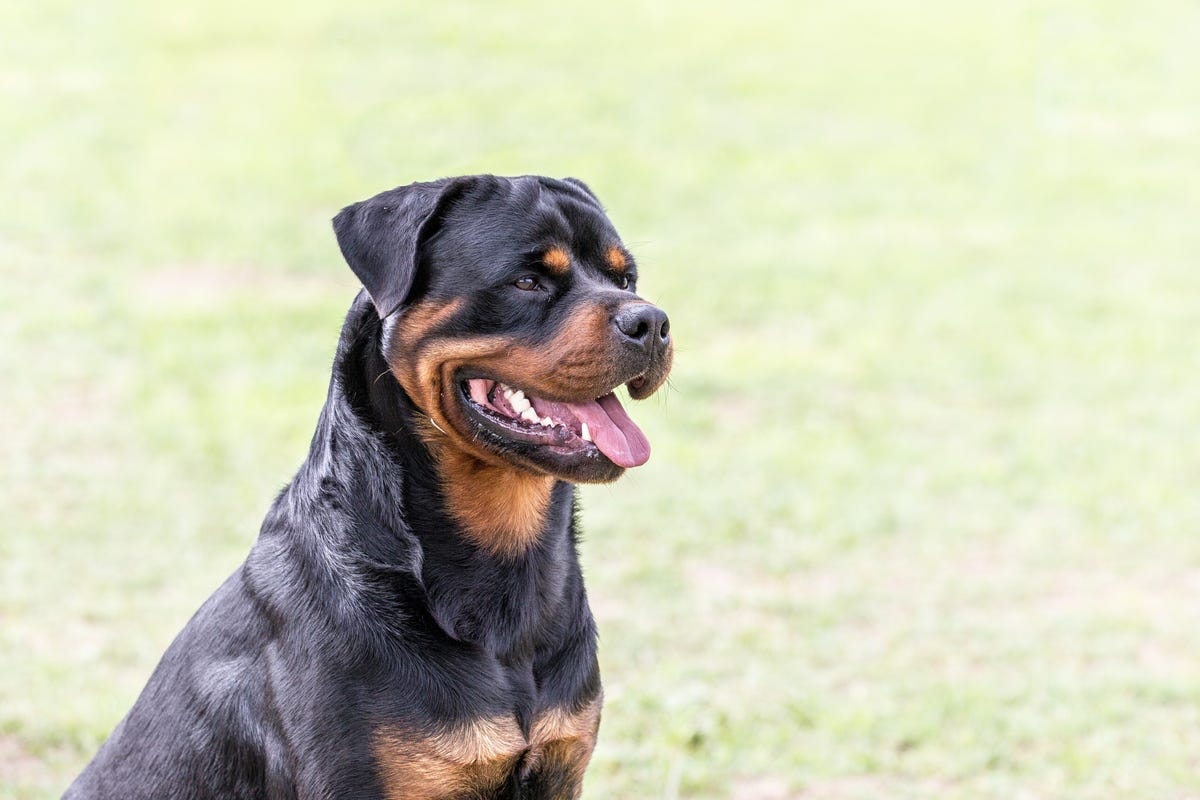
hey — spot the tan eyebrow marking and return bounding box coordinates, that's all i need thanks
[606,245,627,272]
[543,247,572,274]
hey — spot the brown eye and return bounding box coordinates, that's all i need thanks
[514,275,540,291]
[616,274,630,290]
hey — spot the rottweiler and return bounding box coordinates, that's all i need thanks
[63,175,672,800]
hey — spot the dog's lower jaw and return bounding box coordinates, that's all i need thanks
[393,372,558,557]
[434,444,556,557]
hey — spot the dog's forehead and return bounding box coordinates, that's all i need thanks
[435,180,620,275]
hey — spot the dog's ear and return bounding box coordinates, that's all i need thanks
[333,178,471,319]
[562,177,603,206]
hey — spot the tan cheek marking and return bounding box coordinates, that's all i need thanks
[394,298,466,343]
[382,305,618,555]
[374,716,527,800]
[384,332,557,557]
[543,246,572,274]
[388,304,615,442]
[387,298,467,402]
[606,245,627,272]
[500,305,615,399]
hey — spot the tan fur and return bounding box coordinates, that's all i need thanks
[386,305,621,556]
[530,697,602,743]
[437,448,554,555]
[543,246,572,274]
[605,245,627,272]
[374,698,602,800]
[374,715,525,800]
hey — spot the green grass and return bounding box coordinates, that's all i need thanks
[4,1,1200,797]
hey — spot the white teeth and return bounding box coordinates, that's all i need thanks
[510,393,531,413]
[521,407,540,424]
[502,387,513,399]
[539,416,553,427]
[581,422,592,442]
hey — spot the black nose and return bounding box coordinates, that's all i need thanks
[614,304,670,354]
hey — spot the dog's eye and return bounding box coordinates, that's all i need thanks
[615,274,630,290]
[513,275,540,291]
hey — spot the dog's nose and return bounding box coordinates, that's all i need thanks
[614,304,670,354]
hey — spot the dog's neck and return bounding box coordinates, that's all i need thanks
[423,446,557,555]
[345,299,562,553]
[305,296,581,653]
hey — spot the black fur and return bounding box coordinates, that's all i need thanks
[61,174,668,800]
[333,177,474,319]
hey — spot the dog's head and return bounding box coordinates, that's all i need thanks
[334,175,672,485]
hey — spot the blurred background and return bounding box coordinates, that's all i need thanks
[3,1,1199,798]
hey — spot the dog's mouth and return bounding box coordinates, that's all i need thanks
[460,378,650,469]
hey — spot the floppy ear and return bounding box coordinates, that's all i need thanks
[332,178,470,319]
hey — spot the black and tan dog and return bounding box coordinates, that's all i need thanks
[64,175,672,800]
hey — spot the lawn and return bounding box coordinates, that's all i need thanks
[3,1,1200,797]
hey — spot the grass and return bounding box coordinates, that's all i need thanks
[4,0,1200,797]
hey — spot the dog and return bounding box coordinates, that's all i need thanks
[63,175,673,800]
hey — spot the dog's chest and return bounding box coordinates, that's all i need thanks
[373,697,601,800]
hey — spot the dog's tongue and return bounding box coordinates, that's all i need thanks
[568,392,650,468]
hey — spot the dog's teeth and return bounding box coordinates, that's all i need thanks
[539,416,553,427]
[511,398,531,414]
[521,408,540,424]
[581,422,591,442]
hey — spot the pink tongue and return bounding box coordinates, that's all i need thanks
[566,392,651,468]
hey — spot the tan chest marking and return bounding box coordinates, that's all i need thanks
[374,698,602,800]
[435,447,555,556]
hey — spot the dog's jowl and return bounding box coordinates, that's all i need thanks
[63,175,672,800]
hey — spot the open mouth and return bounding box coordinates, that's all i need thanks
[461,378,650,469]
